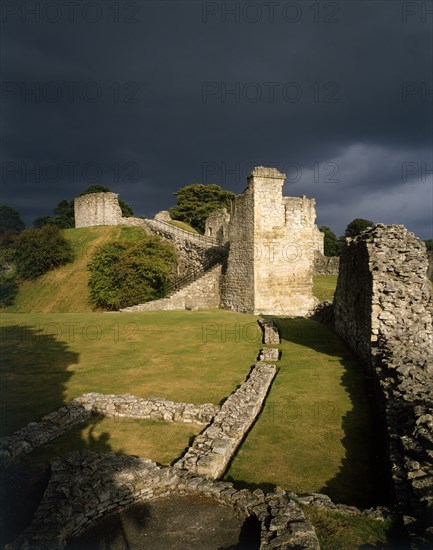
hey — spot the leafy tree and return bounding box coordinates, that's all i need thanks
[53,199,75,228]
[13,225,74,280]
[425,239,433,252]
[0,205,25,234]
[88,235,176,310]
[319,226,341,256]
[33,216,56,228]
[80,185,134,218]
[118,199,133,217]
[169,184,235,233]
[32,199,74,229]
[344,218,375,238]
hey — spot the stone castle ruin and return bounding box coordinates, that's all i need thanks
[0,166,430,548]
[75,167,324,316]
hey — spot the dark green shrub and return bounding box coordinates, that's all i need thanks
[13,225,74,280]
[88,235,176,310]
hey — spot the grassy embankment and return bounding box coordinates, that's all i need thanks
[6,226,145,313]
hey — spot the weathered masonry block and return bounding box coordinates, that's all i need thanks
[334,224,433,541]
[74,192,123,227]
[221,167,319,316]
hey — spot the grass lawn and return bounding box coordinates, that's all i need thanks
[225,318,376,508]
[313,275,338,301]
[0,310,261,437]
[0,310,377,508]
[23,417,202,467]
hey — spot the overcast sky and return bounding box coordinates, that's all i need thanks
[1,0,432,238]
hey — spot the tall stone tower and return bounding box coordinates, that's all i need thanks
[221,166,318,316]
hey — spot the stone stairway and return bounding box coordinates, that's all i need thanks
[120,246,229,312]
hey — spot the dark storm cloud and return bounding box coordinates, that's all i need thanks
[0,0,432,238]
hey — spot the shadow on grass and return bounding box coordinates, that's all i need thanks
[0,324,116,546]
[272,318,392,509]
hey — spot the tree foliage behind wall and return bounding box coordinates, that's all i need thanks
[319,226,341,257]
[169,184,235,233]
[88,235,177,310]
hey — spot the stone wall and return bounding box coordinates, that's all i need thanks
[314,253,340,276]
[120,264,222,312]
[8,451,319,549]
[174,362,277,478]
[221,167,318,316]
[0,394,219,466]
[136,218,221,280]
[428,250,433,280]
[334,224,433,541]
[220,186,255,313]
[74,192,123,228]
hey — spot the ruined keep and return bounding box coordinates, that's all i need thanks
[334,224,433,540]
[74,168,323,317]
[221,167,321,316]
[74,192,122,228]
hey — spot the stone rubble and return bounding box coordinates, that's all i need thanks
[258,348,280,361]
[296,492,390,521]
[174,363,277,479]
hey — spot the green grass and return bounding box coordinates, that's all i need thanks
[313,275,338,301]
[0,310,377,508]
[302,507,396,550]
[167,220,199,233]
[22,417,203,467]
[225,318,376,507]
[6,226,145,313]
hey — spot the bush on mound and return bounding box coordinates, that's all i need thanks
[88,235,177,310]
[13,225,74,280]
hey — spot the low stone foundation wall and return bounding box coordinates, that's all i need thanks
[0,394,219,467]
[258,348,280,361]
[79,393,219,424]
[174,363,277,478]
[0,402,92,465]
[120,264,222,312]
[258,318,281,344]
[7,451,319,550]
